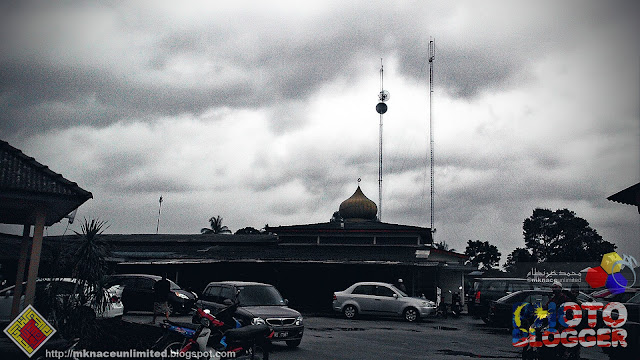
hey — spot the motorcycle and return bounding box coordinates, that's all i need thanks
[152,302,273,360]
[519,317,579,360]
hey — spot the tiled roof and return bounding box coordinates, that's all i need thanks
[0,140,92,199]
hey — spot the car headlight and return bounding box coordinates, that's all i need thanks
[295,316,303,326]
[175,292,189,299]
[251,317,266,325]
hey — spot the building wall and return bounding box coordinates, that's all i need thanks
[116,261,441,313]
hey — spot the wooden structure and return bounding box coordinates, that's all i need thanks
[0,140,92,317]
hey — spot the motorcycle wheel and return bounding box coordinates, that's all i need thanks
[159,341,185,360]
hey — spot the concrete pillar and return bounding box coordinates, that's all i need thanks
[24,209,46,306]
[10,224,32,318]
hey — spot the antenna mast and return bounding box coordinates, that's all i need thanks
[429,40,435,236]
[156,195,163,234]
[376,59,390,222]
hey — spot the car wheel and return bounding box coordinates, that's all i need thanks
[286,339,301,348]
[403,307,419,322]
[166,302,174,316]
[343,305,358,319]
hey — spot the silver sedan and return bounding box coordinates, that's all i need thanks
[332,282,436,322]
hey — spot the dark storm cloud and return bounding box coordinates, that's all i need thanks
[1,1,606,137]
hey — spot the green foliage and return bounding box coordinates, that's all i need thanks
[67,218,111,344]
[433,241,455,252]
[523,208,616,262]
[464,240,501,270]
[235,227,261,235]
[503,247,537,273]
[201,215,232,234]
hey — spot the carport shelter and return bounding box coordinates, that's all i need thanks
[0,140,92,318]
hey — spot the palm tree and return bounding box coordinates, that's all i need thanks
[201,215,232,234]
[55,218,112,343]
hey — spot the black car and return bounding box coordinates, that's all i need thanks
[195,281,304,348]
[601,291,640,359]
[470,278,536,322]
[106,274,197,314]
[486,289,595,328]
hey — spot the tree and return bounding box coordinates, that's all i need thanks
[433,241,455,252]
[56,218,112,344]
[523,208,615,262]
[330,211,343,223]
[464,240,501,270]
[201,215,232,234]
[235,227,261,235]
[503,247,537,273]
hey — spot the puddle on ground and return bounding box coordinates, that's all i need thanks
[307,327,366,332]
[437,349,513,358]
[432,326,459,331]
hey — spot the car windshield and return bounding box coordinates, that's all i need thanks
[237,285,285,306]
[168,280,180,290]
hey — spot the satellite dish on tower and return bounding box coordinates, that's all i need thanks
[378,90,390,102]
[376,89,389,114]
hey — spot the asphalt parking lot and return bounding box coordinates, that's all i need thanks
[124,312,610,359]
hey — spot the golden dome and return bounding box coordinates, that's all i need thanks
[339,186,378,221]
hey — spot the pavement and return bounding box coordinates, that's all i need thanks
[0,311,617,359]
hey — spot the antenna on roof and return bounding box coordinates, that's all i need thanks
[156,195,163,234]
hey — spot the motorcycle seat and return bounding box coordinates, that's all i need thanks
[225,324,270,342]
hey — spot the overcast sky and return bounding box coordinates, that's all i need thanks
[1,0,638,264]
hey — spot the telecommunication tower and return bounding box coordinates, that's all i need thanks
[429,40,435,235]
[376,60,390,221]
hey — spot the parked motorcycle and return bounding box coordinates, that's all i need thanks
[152,302,273,360]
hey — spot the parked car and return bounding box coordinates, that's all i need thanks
[332,282,436,322]
[601,292,640,359]
[105,274,197,314]
[195,281,304,348]
[486,289,595,328]
[0,278,124,322]
[470,278,535,322]
[593,287,640,303]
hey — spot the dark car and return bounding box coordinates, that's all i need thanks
[195,281,304,348]
[486,289,595,328]
[470,278,536,322]
[601,292,640,359]
[593,287,640,303]
[106,274,197,314]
